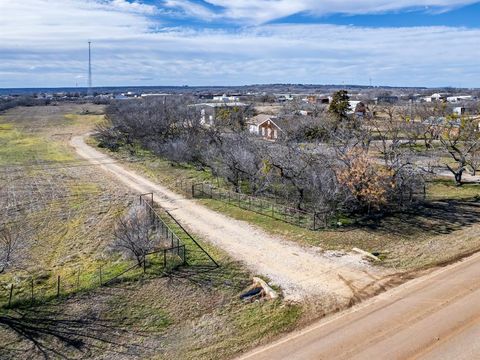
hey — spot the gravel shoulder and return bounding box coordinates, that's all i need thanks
[71,134,395,304]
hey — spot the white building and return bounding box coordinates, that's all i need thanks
[212,94,240,102]
[447,95,473,103]
[191,102,247,126]
[453,107,466,116]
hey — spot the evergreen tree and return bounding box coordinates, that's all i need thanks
[329,90,351,122]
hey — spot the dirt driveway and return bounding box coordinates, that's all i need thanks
[71,134,395,304]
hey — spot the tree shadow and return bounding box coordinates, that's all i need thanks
[163,264,247,294]
[355,198,480,237]
[0,307,151,359]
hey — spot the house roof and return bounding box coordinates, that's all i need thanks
[191,102,247,108]
[247,114,276,126]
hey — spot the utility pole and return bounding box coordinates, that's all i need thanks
[88,41,92,95]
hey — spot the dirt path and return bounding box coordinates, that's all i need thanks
[239,251,480,360]
[71,134,394,303]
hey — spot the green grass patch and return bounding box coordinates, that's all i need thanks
[427,179,480,200]
[0,122,73,165]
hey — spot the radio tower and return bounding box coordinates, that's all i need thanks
[88,41,92,95]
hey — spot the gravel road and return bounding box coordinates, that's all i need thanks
[71,134,394,303]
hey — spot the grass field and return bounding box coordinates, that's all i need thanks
[0,105,304,360]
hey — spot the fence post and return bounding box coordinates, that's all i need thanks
[143,257,147,273]
[192,184,195,198]
[57,275,61,297]
[8,284,13,308]
[313,212,316,231]
[163,249,167,268]
[31,278,34,304]
[272,203,274,218]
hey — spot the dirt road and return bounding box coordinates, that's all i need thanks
[71,134,393,303]
[239,251,480,359]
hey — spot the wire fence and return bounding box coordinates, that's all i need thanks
[0,260,143,309]
[175,179,332,230]
[1,193,217,309]
[139,193,219,268]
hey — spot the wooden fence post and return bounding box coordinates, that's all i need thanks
[31,278,34,304]
[57,275,61,297]
[8,284,13,308]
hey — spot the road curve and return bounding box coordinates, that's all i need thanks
[239,251,480,360]
[70,134,392,303]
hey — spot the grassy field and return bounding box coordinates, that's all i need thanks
[96,138,480,271]
[0,105,303,360]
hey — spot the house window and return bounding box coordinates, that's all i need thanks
[262,127,265,136]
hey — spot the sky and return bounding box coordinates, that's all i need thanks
[1,0,480,88]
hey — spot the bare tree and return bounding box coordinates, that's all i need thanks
[0,224,26,274]
[439,119,480,186]
[111,206,161,267]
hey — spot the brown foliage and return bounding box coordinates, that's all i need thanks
[336,150,395,210]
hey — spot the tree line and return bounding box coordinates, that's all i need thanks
[97,94,451,219]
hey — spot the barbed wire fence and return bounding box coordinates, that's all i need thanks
[1,193,218,309]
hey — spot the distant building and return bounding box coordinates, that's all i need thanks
[305,95,331,105]
[431,93,448,102]
[354,102,368,118]
[347,101,361,115]
[140,93,172,98]
[191,102,247,126]
[212,94,240,102]
[376,95,399,104]
[447,95,474,103]
[453,107,466,116]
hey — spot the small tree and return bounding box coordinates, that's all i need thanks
[111,206,159,267]
[329,90,351,123]
[0,224,25,274]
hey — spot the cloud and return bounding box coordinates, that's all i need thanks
[166,0,480,24]
[163,0,218,20]
[0,0,479,88]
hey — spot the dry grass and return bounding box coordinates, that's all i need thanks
[0,105,303,360]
